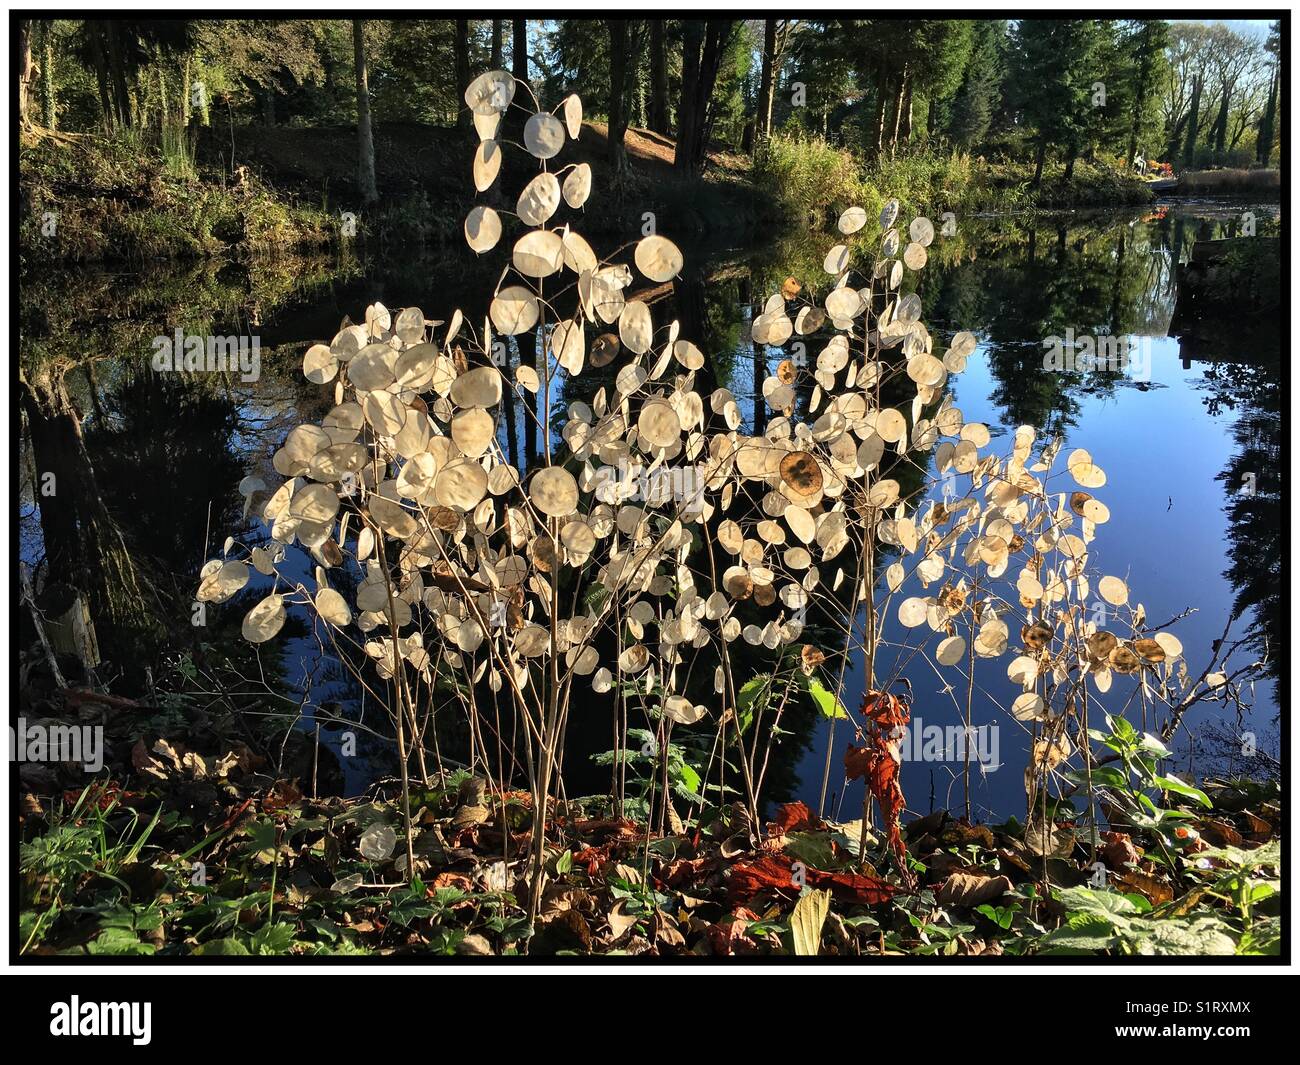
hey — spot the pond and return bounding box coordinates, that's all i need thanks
[19,200,1280,823]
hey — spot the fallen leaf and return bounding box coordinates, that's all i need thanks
[935,871,1013,907]
[790,888,831,955]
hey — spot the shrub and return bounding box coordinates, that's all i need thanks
[751,134,869,225]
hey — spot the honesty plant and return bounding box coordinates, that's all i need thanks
[197,70,1236,928]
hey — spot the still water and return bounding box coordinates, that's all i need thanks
[20,202,1280,821]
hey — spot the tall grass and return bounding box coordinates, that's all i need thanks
[1179,168,1282,195]
[751,134,869,225]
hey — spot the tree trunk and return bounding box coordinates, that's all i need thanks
[18,19,33,126]
[105,21,133,128]
[872,68,889,153]
[42,22,56,129]
[491,19,503,69]
[890,67,908,152]
[20,370,148,634]
[900,77,914,145]
[455,19,472,133]
[676,20,703,173]
[756,18,777,144]
[1031,136,1047,187]
[648,19,669,135]
[512,19,528,83]
[1063,141,1078,183]
[353,20,379,206]
[675,19,732,175]
[1256,64,1278,165]
[608,20,631,175]
[1211,85,1230,155]
[1181,73,1203,168]
[85,24,113,131]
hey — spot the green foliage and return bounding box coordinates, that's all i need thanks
[750,133,868,223]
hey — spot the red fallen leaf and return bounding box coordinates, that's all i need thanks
[706,907,761,956]
[62,782,129,812]
[659,854,714,890]
[728,853,896,906]
[263,779,302,813]
[1099,830,1140,869]
[431,871,475,892]
[768,800,821,836]
[572,844,612,876]
[844,744,872,781]
[570,817,641,842]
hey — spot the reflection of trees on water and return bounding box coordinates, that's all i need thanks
[1200,360,1282,685]
[19,260,326,674]
[27,208,1278,802]
[918,214,1181,436]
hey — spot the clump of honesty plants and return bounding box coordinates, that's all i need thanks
[198,69,1255,932]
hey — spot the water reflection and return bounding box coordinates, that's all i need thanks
[19,203,1280,818]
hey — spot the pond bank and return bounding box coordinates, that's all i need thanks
[20,124,1164,267]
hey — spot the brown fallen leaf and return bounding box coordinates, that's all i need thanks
[935,871,1013,908]
[1113,867,1174,906]
[767,800,821,837]
[607,899,640,941]
[1100,830,1140,869]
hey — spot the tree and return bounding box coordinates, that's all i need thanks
[1181,70,1203,167]
[1256,21,1280,165]
[513,19,528,85]
[607,20,631,173]
[675,19,734,174]
[19,19,33,126]
[648,19,670,134]
[753,19,800,146]
[72,20,191,130]
[353,19,378,205]
[948,20,1007,150]
[1010,20,1112,185]
[454,19,471,133]
[1200,25,1260,157]
[1123,20,1170,166]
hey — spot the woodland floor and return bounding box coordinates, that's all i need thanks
[17,677,1282,958]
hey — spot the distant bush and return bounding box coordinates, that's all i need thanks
[751,134,869,225]
[1179,168,1281,195]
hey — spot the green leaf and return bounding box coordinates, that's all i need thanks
[1152,774,1212,808]
[675,762,702,796]
[736,674,771,734]
[192,937,251,956]
[790,888,831,956]
[807,677,849,720]
[556,848,573,876]
[1039,912,1117,952]
[1054,885,1138,926]
[1137,732,1171,757]
[1126,916,1237,956]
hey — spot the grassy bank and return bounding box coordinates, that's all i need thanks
[23,124,1165,267]
[19,128,336,265]
[1176,167,1283,196]
[750,134,1157,227]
